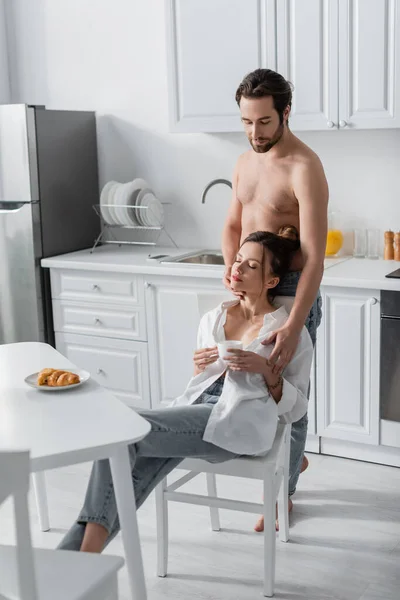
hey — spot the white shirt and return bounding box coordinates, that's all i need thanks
[171,300,313,456]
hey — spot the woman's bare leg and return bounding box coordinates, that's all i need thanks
[80,522,109,553]
[254,455,309,532]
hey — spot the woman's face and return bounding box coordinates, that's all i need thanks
[230,241,279,298]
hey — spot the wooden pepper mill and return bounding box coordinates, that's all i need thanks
[395,232,400,261]
[384,230,395,260]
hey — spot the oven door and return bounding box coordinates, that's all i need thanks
[380,316,400,421]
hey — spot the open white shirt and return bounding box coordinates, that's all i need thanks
[171,300,313,456]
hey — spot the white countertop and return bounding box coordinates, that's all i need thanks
[322,257,400,291]
[41,245,400,291]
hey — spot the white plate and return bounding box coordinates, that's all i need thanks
[100,181,118,225]
[113,182,129,226]
[135,188,154,226]
[119,178,149,226]
[142,193,164,227]
[107,182,121,225]
[24,369,91,392]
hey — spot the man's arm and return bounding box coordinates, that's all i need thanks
[221,162,242,288]
[268,157,328,371]
[287,157,328,331]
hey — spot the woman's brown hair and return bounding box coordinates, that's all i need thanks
[241,226,300,298]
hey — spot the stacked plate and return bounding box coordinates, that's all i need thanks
[99,179,164,228]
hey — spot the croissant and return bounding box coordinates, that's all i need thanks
[38,368,80,387]
[37,368,57,386]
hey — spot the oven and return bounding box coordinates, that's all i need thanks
[380,291,400,421]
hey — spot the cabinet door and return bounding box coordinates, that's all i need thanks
[145,277,231,406]
[276,0,339,131]
[166,0,276,132]
[316,287,380,444]
[338,0,400,129]
[55,332,151,409]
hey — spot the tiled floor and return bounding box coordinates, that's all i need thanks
[1,452,399,599]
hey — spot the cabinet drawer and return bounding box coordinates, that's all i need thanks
[53,300,147,341]
[55,332,151,409]
[50,269,145,305]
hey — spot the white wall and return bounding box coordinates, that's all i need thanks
[0,0,10,102]
[5,0,400,249]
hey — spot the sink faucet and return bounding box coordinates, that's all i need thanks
[201,178,232,204]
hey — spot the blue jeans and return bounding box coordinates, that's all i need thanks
[58,377,237,551]
[274,272,322,495]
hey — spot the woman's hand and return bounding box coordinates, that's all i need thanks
[226,349,283,403]
[193,346,219,375]
[224,349,268,375]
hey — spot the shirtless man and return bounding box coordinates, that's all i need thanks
[221,69,328,530]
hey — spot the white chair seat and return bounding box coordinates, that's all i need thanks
[0,545,124,600]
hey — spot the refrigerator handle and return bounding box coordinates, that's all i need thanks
[0,202,28,213]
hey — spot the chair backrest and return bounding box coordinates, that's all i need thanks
[0,450,38,600]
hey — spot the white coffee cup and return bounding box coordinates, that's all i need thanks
[217,340,243,360]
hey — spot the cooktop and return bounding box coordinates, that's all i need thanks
[385,267,400,279]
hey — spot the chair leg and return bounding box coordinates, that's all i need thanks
[155,479,168,577]
[206,473,220,531]
[32,472,50,532]
[277,429,291,543]
[263,477,276,597]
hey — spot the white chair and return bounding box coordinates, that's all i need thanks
[0,449,124,600]
[155,423,291,597]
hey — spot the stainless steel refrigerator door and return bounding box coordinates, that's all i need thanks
[0,104,39,202]
[0,202,44,343]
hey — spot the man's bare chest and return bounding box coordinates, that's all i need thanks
[237,168,297,214]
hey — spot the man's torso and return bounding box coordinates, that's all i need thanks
[236,135,319,271]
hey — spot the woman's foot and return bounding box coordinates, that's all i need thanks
[253,455,309,533]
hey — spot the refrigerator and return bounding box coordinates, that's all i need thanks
[0,104,100,346]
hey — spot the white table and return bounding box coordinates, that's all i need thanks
[0,342,151,600]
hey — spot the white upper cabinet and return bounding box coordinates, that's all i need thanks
[338,0,400,129]
[166,0,400,132]
[165,0,277,132]
[276,0,339,131]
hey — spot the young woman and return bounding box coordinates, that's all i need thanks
[59,227,313,553]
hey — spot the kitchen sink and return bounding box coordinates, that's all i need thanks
[160,250,225,266]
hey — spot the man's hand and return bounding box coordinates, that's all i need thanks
[193,347,219,374]
[224,349,267,374]
[262,324,301,374]
[223,266,232,291]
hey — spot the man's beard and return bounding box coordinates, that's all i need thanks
[249,122,284,154]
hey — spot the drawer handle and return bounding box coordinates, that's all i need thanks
[94,318,102,325]
[96,368,104,375]
[144,281,151,289]
[92,284,100,291]
[369,297,378,306]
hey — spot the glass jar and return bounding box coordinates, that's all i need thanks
[326,211,344,257]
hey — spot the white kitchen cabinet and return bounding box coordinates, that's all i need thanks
[276,0,339,131]
[316,287,380,445]
[167,0,400,132]
[145,276,231,406]
[165,0,277,132]
[338,0,400,129]
[55,332,151,409]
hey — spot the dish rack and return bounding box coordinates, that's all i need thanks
[90,203,178,252]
